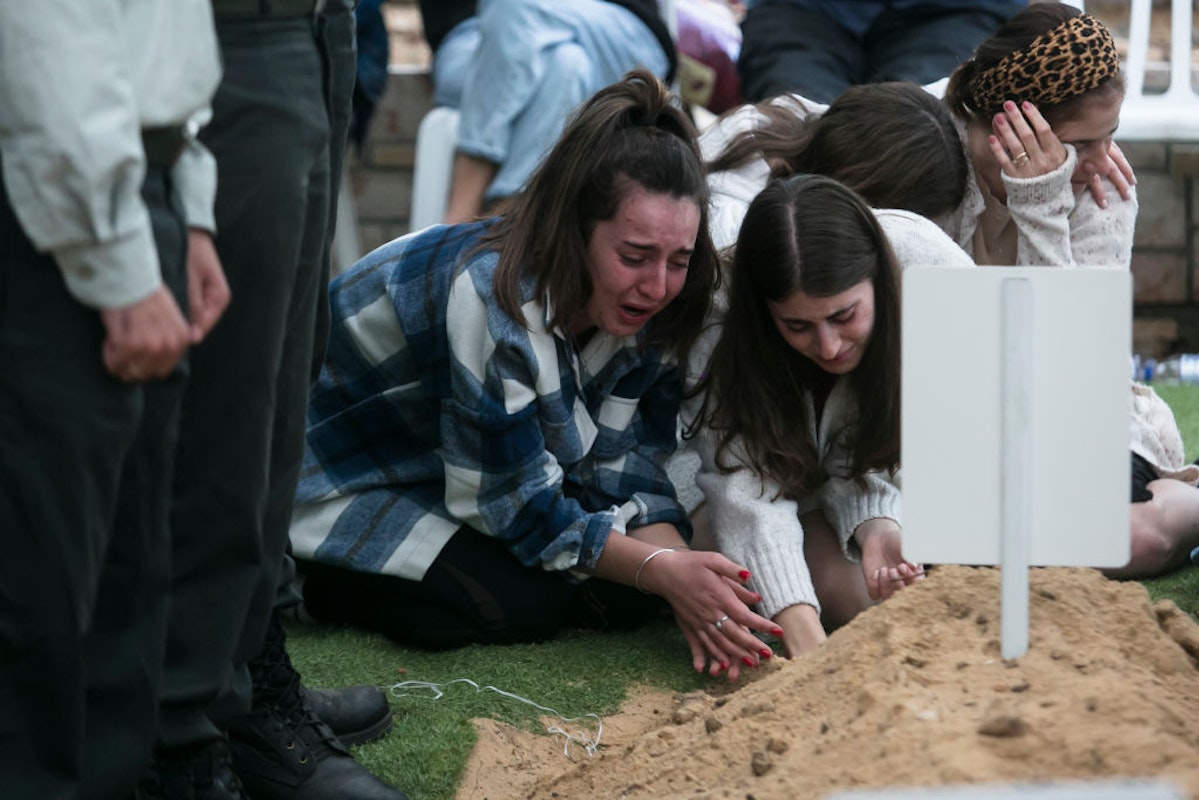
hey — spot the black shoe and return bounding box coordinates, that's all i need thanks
[301,685,393,746]
[138,739,249,800]
[228,612,408,800]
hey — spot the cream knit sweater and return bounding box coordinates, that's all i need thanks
[943,116,1137,269]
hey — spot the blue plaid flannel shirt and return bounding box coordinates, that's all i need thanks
[292,221,689,581]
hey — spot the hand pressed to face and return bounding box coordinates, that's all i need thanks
[767,280,875,375]
[987,99,1068,182]
[573,185,700,340]
[1053,92,1128,207]
[985,94,1128,206]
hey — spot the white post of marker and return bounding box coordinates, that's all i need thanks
[1000,278,1033,659]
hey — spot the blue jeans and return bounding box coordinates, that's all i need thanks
[738,2,1018,103]
[430,0,669,203]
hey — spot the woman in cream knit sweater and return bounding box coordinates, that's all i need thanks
[688,175,922,659]
[667,83,976,662]
[943,2,1199,577]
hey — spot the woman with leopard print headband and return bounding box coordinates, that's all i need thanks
[940,2,1135,269]
[941,4,1199,582]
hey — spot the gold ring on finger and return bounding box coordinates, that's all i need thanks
[1012,151,1030,167]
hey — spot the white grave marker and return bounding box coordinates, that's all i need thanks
[902,267,1131,658]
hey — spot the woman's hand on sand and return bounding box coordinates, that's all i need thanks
[989,100,1067,179]
[773,603,827,659]
[638,549,782,681]
[854,518,924,601]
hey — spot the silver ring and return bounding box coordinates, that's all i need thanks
[713,614,730,631]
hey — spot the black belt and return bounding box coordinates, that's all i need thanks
[142,126,188,169]
[212,0,326,19]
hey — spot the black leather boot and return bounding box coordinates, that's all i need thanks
[138,739,249,800]
[227,613,408,800]
[301,684,393,746]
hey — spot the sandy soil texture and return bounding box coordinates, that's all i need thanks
[455,565,1199,800]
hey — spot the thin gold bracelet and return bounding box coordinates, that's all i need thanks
[633,545,688,594]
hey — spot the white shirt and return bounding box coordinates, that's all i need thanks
[0,0,221,309]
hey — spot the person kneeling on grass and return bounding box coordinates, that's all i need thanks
[688,174,925,661]
[289,69,780,682]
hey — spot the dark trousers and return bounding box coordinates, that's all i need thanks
[0,168,187,799]
[157,3,356,751]
[737,4,1010,103]
[298,529,668,651]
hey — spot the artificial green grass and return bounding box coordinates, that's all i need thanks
[286,384,1199,800]
[288,617,702,799]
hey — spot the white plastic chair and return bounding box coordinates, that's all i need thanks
[1114,0,1199,142]
[408,105,460,232]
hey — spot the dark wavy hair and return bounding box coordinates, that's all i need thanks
[691,174,901,496]
[944,2,1125,127]
[480,69,719,365]
[707,82,967,220]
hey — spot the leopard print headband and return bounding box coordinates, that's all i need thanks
[968,13,1119,117]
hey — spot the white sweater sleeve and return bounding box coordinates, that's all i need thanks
[1003,147,1077,266]
[695,435,820,620]
[1001,146,1137,270]
[816,381,902,561]
[1063,180,1137,269]
[820,469,903,562]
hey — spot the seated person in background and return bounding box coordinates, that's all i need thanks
[940,2,1135,267]
[736,0,1025,104]
[1108,389,1199,579]
[417,0,676,224]
[290,71,781,683]
[688,175,923,660]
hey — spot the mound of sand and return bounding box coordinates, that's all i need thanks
[455,565,1199,800]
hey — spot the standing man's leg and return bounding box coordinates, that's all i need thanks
[148,3,405,798]
[0,174,141,800]
[81,166,191,800]
[0,162,186,800]
[151,7,330,797]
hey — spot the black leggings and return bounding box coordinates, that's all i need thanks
[297,528,668,650]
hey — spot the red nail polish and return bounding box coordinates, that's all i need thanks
[720,661,728,670]
[738,570,751,581]
[759,649,772,659]
[742,656,755,667]
[772,627,784,637]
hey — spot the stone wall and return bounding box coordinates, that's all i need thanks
[1125,140,1199,355]
[343,68,1199,357]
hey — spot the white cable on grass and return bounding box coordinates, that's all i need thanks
[386,678,603,759]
